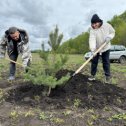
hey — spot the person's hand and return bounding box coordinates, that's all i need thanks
[0,54,4,59]
[24,66,29,73]
[23,63,29,73]
[23,59,31,73]
[105,37,111,43]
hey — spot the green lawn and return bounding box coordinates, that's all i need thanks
[0,53,126,85]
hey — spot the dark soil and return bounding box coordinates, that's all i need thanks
[0,69,126,126]
[5,70,126,109]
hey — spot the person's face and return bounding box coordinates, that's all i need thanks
[91,22,101,29]
[10,31,20,41]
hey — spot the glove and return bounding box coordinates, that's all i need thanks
[105,37,111,43]
[23,65,29,73]
[25,66,29,73]
[0,54,4,59]
[23,60,31,73]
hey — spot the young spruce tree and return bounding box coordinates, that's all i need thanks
[25,25,70,96]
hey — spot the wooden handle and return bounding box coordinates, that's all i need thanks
[5,57,31,70]
[5,58,24,67]
[73,42,107,76]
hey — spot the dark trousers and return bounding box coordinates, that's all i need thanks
[91,50,110,77]
[9,53,18,76]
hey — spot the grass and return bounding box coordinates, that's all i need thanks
[0,53,125,86]
[111,65,126,73]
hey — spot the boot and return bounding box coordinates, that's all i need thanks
[88,75,95,81]
[105,76,111,84]
[8,76,15,81]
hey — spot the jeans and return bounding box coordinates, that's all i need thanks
[9,52,18,76]
[91,50,110,77]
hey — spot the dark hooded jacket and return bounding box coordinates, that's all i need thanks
[3,29,29,55]
[0,28,32,67]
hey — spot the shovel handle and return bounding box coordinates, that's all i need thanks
[74,42,107,75]
[5,57,24,67]
[5,57,31,70]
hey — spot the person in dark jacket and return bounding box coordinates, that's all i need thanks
[0,27,32,81]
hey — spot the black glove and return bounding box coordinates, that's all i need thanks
[23,60,31,73]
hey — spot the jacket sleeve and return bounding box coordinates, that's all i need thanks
[21,41,32,67]
[0,35,7,55]
[107,23,115,39]
[89,29,96,52]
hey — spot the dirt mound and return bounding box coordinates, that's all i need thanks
[5,69,126,110]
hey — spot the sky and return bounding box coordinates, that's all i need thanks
[0,0,126,50]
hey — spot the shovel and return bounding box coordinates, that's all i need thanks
[66,42,108,83]
[5,57,31,71]
[5,57,24,67]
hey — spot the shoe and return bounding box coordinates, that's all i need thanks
[104,76,111,84]
[8,76,15,81]
[88,75,95,81]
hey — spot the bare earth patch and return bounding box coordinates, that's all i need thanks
[0,69,126,126]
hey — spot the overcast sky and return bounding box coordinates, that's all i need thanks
[0,0,126,50]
